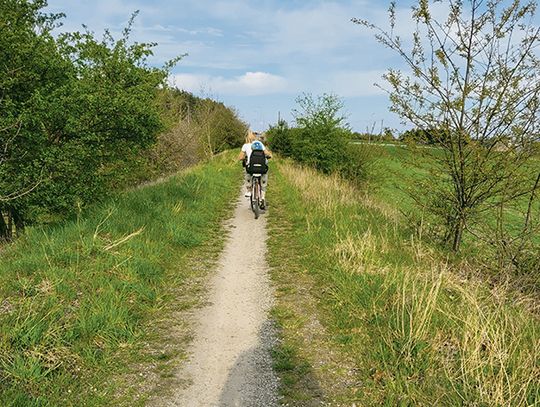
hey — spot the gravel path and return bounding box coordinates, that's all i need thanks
[166,191,279,407]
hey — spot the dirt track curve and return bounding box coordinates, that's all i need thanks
[165,191,279,406]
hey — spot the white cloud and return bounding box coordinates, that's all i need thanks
[325,70,388,97]
[44,0,408,130]
[145,0,384,71]
[169,71,290,96]
[194,27,223,37]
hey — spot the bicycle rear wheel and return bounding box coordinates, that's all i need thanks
[251,177,260,219]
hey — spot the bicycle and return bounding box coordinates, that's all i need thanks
[250,173,264,219]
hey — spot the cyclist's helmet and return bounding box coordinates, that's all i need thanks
[251,140,264,151]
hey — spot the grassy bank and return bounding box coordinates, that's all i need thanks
[371,145,540,240]
[268,159,539,406]
[0,152,241,406]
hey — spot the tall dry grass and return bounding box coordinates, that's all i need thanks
[444,279,540,406]
[278,162,356,216]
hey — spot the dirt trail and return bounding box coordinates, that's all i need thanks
[164,191,278,407]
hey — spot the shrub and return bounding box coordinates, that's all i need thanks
[292,126,350,174]
[340,143,376,185]
[267,120,292,156]
[267,93,373,184]
[0,5,178,237]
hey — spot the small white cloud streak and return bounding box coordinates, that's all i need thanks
[326,70,388,97]
[169,71,290,96]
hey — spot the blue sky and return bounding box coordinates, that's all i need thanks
[45,0,410,132]
[44,0,539,133]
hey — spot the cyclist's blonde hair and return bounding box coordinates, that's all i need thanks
[245,130,256,144]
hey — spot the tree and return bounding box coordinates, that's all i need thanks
[382,127,395,141]
[293,93,348,131]
[0,2,179,240]
[354,0,540,251]
[292,93,351,174]
[143,89,247,177]
[194,98,247,158]
[0,0,70,238]
[399,127,451,144]
[266,119,291,155]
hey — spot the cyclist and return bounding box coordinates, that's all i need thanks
[238,130,272,206]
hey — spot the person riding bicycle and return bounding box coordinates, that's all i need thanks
[238,130,272,207]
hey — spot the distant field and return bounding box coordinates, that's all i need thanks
[365,145,540,247]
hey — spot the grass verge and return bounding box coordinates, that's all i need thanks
[0,152,241,406]
[268,158,540,406]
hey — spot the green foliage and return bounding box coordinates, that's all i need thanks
[351,130,395,143]
[0,0,71,236]
[339,143,375,182]
[267,93,372,183]
[0,153,241,405]
[292,93,354,175]
[294,125,349,174]
[266,119,291,156]
[0,2,178,239]
[139,89,248,179]
[194,98,247,157]
[399,128,451,144]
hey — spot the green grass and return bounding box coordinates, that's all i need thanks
[267,158,540,406]
[0,152,241,406]
[372,145,540,232]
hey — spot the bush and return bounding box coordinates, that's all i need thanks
[0,5,178,237]
[340,143,375,184]
[291,93,350,174]
[292,126,350,174]
[143,89,247,178]
[266,120,292,156]
[267,93,373,184]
